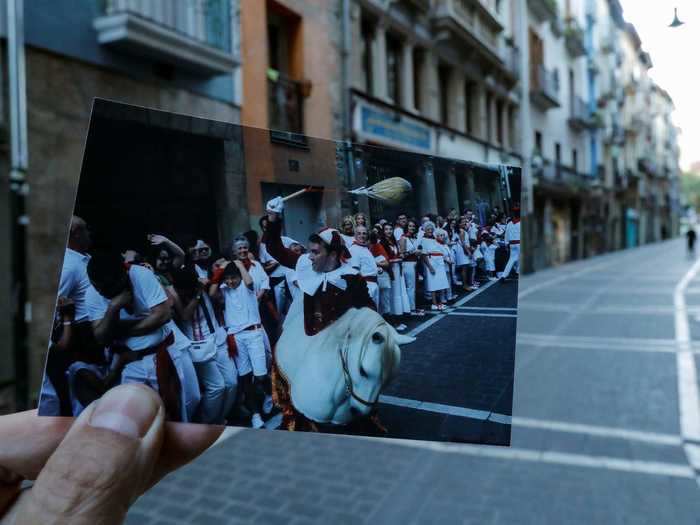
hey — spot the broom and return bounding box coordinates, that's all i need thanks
[349,177,412,204]
[280,177,412,205]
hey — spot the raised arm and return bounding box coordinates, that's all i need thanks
[262,211,302,269]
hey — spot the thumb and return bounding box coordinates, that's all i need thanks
[15,384,165,525]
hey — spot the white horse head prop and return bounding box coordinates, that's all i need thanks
[275,302,414,426]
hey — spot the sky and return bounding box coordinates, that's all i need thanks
[619,1,698,171]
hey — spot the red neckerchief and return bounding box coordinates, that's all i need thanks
[352,240,367,247]
[437,238,446,245]
[239,258,253,271]
[512,219,521,224]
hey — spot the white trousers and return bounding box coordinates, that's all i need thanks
[233,328,267,377]
[194,343,238,424]
[503,244,521,278]
[121,345,201,423]
[403,262,417,311]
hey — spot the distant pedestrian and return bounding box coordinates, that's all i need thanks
[687,226,697,258]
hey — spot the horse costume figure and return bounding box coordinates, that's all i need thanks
[272,298,414,432]
[262,195,415,433]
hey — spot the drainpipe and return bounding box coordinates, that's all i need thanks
[341,0,358,213]
[7,0,29,409]
[586,0,597,180]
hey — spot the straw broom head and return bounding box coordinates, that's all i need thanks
[349,177,412,204]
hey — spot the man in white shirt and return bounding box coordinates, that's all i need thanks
[216,260,269,429]
[85,252,193,422]
[44,216,103,416]
[393,213,408,242]
[349,225,380,307]
[501,208,521,281]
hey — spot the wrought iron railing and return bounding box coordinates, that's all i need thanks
[268,72,304,135]
[98,0,233,53]
[532,64,560,102]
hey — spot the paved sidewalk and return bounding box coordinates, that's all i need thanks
[129,239,700,524]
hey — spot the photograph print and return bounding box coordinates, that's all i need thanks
[39,99,521,445]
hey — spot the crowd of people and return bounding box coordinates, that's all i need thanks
[40,199,520,430]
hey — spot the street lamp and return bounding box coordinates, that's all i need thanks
[669,7,685,28]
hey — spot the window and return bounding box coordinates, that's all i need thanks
[413,48,423,112]
[438,64,451,126]
[508,106,516,147]
[486,93,493,141]
[496,100,504,145]
[573,149,578,172]
[465,82,474,134]
[360,18,374,94]
[555,143,561,165]
[386,33,402,104]
[535,131,543,154]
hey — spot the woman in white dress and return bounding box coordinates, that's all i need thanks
[399,219,423,316]
[436,228,455,301]
[418,222,450,311]
[381,223,411,328]
[339,215,355,249]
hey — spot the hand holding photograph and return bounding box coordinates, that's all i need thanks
[39,99,521,446]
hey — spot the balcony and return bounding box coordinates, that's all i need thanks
[528,0,558,23]
[564,17,586,58]
[624,114,645,136]
[93,0,238,75]
[530,65,560,110]
[535,160,589,194]
[604,124,626,146]
[433,0,505,67]
[268,71,306,137]
[638,156,659,177]
[567,96,589,131]
[500,42,520,82]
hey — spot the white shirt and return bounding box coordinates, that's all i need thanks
[467,222,478,241]
[349,242,378,277]
[505,221,521,243]
[294,253,358,295]
[58,248,92,322]
[181,291,226,346]
[393,226,404,242]
[221,282,261,334]
[246,260,270,296]
[258,242,286,278]
[340,233,354,249]
[85,265,171,351]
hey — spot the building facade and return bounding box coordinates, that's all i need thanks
[238,0,345,238]
[519,0,681,271]
[347,0,523,221]
[1,0,243,410]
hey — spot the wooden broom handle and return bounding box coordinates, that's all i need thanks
[282,186,313,202]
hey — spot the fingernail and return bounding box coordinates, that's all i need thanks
[89,385,159,439]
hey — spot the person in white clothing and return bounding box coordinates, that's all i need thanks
[481,233,498,280]
[44,216,105,416]
[501,208,521,281]
[435,228,455,301]
[340,215,356,248]
[393,213,408,242]
[399,219,423,315]
[348,225,380,307]
[172,266,237,424]
[84,253,196,422]
[418,222,451,311]
[381,222,410,330]
[214,260,269,429]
